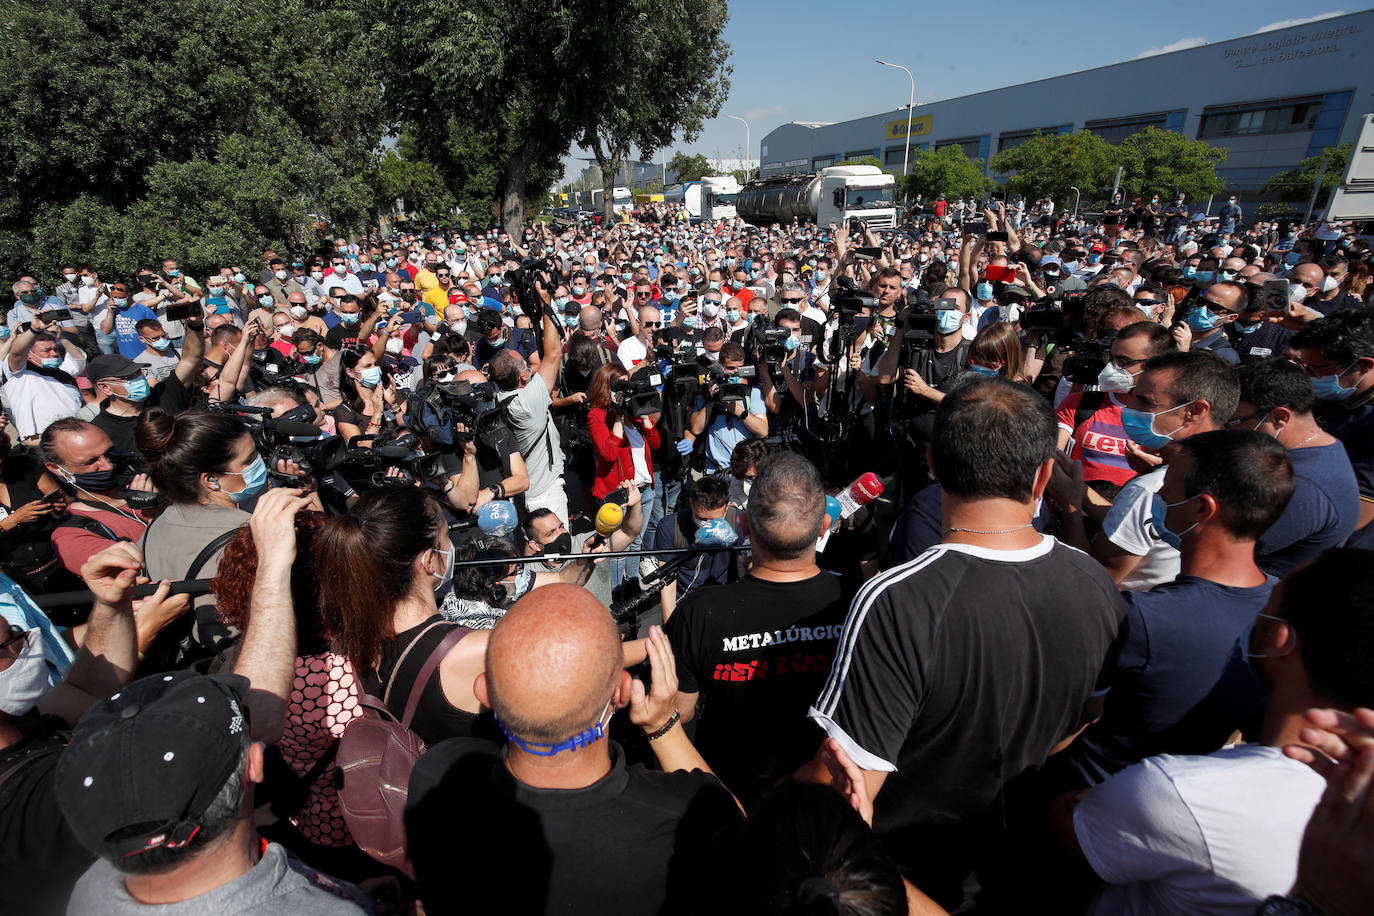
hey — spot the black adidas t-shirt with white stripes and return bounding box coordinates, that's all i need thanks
[809,535,1125,832]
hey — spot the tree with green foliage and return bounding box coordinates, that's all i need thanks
[577,0,731,221]
[372,147,457,225]
[1263,142,1351,208]
[669,153,715,184]
[989,131,1119,205]
[0,0,385,282]
[1115,126,1227,205]
[904,146,994,201]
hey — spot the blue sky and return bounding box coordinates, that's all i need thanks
[561,3,1360,181]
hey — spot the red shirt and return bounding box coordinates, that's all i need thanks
[1056,391,1137,487]
[587,406,660,499]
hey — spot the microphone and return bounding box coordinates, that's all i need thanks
[268,420,325,439]
[586,501,625,550]
[448,499,518,537]
[834,472,883,519]
[695,518,738,547]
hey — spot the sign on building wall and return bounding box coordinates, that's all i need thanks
[886,115,933,141]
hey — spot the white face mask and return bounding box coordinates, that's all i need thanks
[288,305,308,320]
[81,275,96,287]
[1097,362,1137,393]
[1321,275,1340,293]
[385,337,404,356]
[0,630,51,715]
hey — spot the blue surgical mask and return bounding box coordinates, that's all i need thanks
[968,363,1000,378]
[1311,362,1361,401]
[1120,401,1191,449]
[150,338,172,352]
[303,353,323,366]
[976,282,994,301]
[1285,252,1301,267]
[121,376,150,401]
[562,313,579,328]
[40,356,63,369]
[1236,321,1261,336]
[727,309,741,323]
[1185,306,1220,332]
[359,366,382,388]
[1181,265,1196,279]
[783,334,800,352]
[683,315,698,329]
[340,312,360,326]
[224,454,269,504]
[707,280,720,291]
[1194,270,1214,284]
[936,309,963,334]
[1150,493,1199,550]
[1088,254,1102,265]
[112,297,128,309]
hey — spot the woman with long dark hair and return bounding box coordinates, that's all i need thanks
[314,486,488,745]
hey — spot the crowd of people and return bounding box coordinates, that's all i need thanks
[0,194,1373,915]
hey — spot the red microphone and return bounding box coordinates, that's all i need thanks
[834,472,883,519]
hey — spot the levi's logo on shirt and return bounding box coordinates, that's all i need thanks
[1081,430,1129,457]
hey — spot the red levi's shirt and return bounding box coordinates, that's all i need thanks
[1057,391,1138,487]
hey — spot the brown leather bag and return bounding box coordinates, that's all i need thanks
[335,621,466,878]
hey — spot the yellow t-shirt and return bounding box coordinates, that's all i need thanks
[415,267,439,295]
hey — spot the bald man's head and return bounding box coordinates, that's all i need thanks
[578,305,602,334]
[485,584,622,746]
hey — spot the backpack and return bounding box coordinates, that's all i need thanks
[335,621,468,878]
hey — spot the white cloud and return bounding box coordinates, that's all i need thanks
[1250,10,1347,33]
[1135,36,1207,58]
[740,104,785,121]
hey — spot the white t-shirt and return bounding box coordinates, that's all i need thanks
[1100,466,1179,591]
[624,425,652,485]
[1075,744,1323,916]
[616,336,649,369]
[1,352,87,439]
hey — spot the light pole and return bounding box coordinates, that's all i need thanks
[727,114,750,179]
[876,59,915,179]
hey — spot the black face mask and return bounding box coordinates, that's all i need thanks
[400,290,418,303]
[64,466,118,492]
[542,532,572,557]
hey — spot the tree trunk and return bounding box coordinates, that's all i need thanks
[501,131,544,238]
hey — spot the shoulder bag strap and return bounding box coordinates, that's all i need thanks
[380,619,447,708]
[185,526,245,580]
[400,626,470,730]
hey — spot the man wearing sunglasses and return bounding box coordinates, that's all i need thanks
[616,304,660,371]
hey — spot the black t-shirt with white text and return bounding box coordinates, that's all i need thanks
[666,572,850,803]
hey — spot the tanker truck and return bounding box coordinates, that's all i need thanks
[736,164,897,229]
[664,175,740,220]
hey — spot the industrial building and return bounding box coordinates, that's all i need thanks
[758,9,1374,198]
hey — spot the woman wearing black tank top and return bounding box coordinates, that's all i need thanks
[316,487,489,746]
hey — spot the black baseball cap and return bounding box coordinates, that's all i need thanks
[55,672,251,860]
[86,353,148,382]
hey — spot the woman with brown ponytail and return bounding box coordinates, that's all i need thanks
[314,486,490,745]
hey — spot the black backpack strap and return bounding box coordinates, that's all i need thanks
[186,526,246,580]
[55,513,121,541]
[1073,390,1107,439]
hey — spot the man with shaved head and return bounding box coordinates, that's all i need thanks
[665,451,850,804]
[406,586,738,914]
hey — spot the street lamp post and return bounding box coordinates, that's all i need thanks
[727,114,750,180]
[876,59,915,180]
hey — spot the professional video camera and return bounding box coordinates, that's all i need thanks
[1061,337,1114,385]
[407,379,500,451]
[504,257,553,319]
[830,282,877,324]
[898,288,946,350]
[335,429,443,491]
[471,307,503,337]
[1019,291,1087,335]
[210,402,344,484]
[611,372,664,418]
[703,361,757,405]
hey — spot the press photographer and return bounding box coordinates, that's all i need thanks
[688,342,768,475]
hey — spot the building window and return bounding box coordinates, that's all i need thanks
[996,126,1066,154]
[936,137,982,160]
[1199,97,1323,139]
[812,156,835,170]
[883,147,907,167]
[1083,112,1175,144]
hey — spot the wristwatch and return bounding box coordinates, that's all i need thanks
[487,484,501,500]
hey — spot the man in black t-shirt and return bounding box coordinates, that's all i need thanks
[406,585,739,915]
[802,377,1126,909]
[667,452,848,804]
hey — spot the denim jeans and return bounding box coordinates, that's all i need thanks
[610,479,660,592]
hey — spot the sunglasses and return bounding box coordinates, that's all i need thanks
[781,298,803,305]
[641,321,662,328]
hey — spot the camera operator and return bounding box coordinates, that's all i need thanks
[446,379,532,509]
[759,308,828,452]
[489,282,567,524]
[689,341,768,475]
[873,287,972,469]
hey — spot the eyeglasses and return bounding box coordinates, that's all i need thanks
[1225,410,1268,429]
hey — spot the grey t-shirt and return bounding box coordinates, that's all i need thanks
[66,841,370,914]
[500,374,564,499]
[138,347,180,382]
